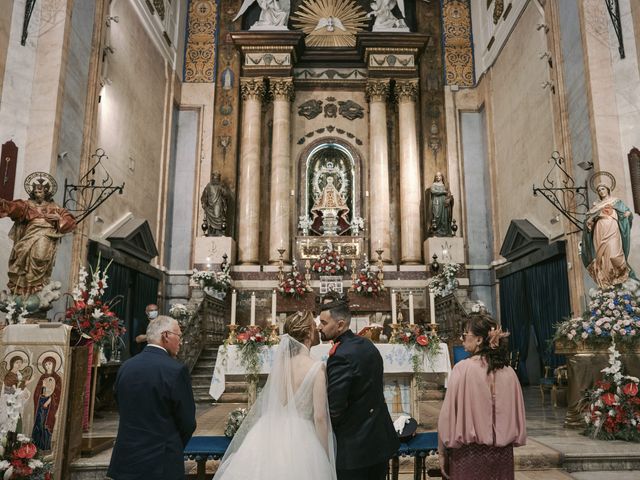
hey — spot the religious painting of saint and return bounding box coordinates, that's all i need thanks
[0,350,33,435]
[31,351,63,452]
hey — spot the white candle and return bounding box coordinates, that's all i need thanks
[230,289,237,325]
[409,291,414,324]
[391,290,397,324]
[250,292,256,326]
[271,289,277,324]
[430,291,436,325]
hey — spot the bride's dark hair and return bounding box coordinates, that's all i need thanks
[284,311,315,344]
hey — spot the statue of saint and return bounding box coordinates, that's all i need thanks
[201,171,228,237]
[311,176,350,235]
[233,0,289,29]
[367,0,408,31]
[581,179,636,288]
[425,172,454,237]
[0,173,76,296]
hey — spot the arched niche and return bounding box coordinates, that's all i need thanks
[297,137,364,236]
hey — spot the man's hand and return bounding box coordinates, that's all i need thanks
[135,334,147,344]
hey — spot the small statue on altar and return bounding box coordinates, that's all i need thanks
[0,172,76,297]
[425,172,454,237]
[581,173,636,288]
[201,171,229,237]
[311,176,350,236]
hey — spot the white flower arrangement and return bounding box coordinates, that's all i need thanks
[554,285,640,348]
[428,262,460,298]
[169,303,193,320]
[192,259,231,292]
[4,301,27,325]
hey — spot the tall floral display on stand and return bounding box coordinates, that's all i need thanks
[63,257,126,431]
[583,342,640,442]
[351,254,384,297]
[278,260,312,298]
[311,242,347,276]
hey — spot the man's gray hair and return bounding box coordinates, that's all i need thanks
[146,315,177,343]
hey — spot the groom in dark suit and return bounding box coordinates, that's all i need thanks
[319,292,399,480]
[108,316,196,480]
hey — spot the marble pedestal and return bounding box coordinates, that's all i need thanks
[194,236,236,265]
[423,236,465,265]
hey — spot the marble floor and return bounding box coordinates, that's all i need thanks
[78,386,640,479]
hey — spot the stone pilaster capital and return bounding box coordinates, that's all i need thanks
[240,77,266,102]
[365,79,391,103]
[269,77,295,102]
[395,79,419,103]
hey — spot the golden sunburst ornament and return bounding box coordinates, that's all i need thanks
[291,0,369,48]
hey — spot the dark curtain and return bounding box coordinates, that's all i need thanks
[500,255,570,384]
[525,258,570,369]
[499,271,531,383]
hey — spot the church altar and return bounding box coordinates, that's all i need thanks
[209,343,451,422]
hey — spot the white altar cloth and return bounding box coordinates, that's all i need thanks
[209,342,451,400]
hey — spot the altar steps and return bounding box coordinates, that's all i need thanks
[190,346,250,403]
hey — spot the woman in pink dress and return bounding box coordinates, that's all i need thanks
[438,314,526,479]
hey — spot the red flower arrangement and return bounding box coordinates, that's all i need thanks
[64,258,126,345]
[0,432,53,479]
[351,255,385,297]
[278,260,312,298]
[311,244,347,275]
[583,343,640,442]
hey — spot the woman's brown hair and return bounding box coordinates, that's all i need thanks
[461,313,510,373]
[284,311,315,344]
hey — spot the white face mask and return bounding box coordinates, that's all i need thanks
[147,310,158,320]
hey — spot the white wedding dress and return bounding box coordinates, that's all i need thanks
[213,335,337,480]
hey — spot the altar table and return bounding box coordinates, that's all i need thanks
[209,343,451,421]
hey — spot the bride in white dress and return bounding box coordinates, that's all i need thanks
[214,311,337,480]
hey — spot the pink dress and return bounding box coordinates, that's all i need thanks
[438,356,526,479]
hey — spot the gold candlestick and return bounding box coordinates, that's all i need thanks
[304,259,311,285]
[351,259,358,283]
[389,323,401,343]
[226,324,238,344]
[277,248,286,284]
[268,323,280,344]
[375,248,384,286]
[427,323,439,336]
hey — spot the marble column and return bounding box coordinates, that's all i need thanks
[268,77,294,263]
[366,79,392,262]
[396,79,422,264]
[237,78,265,264]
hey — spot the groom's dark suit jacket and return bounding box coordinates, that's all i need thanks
[327,330,399,470]
[107,345,196,480]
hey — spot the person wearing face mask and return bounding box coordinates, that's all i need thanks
[134,304,159,349]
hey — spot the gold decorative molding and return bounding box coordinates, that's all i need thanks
[395,79,419,102]
[441,0,474,87]
[365,79,390,102]
[269,78,295,102]
[184,0,217,83]
[291,0,368,48]
[493,0,504,24]
[240,77,266,101]
[369,53,415,69]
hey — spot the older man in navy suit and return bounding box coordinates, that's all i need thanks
[319,292,399,480]
[108,315,196,480]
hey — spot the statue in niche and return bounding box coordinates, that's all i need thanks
[311,176,350,236]
[0,172,76,297]
[581,172,636,288]
[367,0,409,31]
[425,172,454,237]
[233,0,290,30]
[201,171,229,237]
